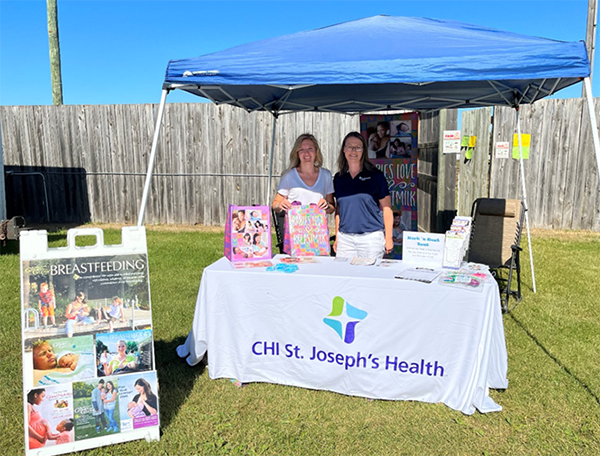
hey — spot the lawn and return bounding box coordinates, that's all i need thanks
[1,226,599,455]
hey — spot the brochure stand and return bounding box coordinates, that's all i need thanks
[20,227,160,456]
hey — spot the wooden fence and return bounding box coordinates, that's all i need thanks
[459,98,600,231]
[418,110,458,232]
[1,104,358,225]
[1,104,452,229]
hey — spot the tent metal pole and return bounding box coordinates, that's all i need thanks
[137,89,169,226]
[516,109,537,293]
[583,77,600,185]
[266,116,278,205]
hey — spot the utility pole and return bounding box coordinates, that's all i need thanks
[47,0,63,105]
[583,0,597,97]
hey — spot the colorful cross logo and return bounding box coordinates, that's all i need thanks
[323,296,368,344]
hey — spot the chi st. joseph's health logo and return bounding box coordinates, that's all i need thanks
[323,296,368,344]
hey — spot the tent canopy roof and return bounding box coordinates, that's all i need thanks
[164,15,590,114]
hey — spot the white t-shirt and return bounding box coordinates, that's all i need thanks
[277,168,334,205]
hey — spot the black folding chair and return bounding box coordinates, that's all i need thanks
[271,208,286,254]
[468,198,525,312]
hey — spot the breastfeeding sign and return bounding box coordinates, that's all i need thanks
[401,232,445,268]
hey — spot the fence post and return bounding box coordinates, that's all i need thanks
[436,109,458,232]
[0,115,6,221]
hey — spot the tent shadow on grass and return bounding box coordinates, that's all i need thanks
[153,336,206,428]
[508,312,600,407]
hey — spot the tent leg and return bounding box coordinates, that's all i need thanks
[583,77,600,185]
[516,109,537,293]
[137,89,169,226]
[266,116,278,205]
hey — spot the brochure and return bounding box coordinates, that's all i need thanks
[395,267,441,284]
[231,260,274,269]
[350,257,377,266]
[280,257,320,264]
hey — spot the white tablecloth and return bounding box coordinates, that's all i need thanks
[177,256,508,414]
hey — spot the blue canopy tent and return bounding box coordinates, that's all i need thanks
[137,15,599,291]
[163,15,590,113]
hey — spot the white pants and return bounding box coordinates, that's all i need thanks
[336,230,385,259]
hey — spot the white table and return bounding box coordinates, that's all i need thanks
[177,256,508,414]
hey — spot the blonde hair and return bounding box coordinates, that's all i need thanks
[286,134,324,171]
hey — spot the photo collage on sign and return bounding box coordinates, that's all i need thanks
[230,207,271,261]
[22,254,159,451]
[360,113,419,258]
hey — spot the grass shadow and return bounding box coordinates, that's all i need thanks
[0,240,19,256]
[508,312,600,406]
[153,336,207,428]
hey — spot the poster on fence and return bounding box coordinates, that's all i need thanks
[20,227,160,456]
[360,112,419,258]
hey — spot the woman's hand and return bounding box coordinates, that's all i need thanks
[385,237,394,254]
[316,198,329,211]
[277,199,292,212]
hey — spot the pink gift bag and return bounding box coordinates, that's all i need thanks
[225,205,272,262]
[283,205,330,256]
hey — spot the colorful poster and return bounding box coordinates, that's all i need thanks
[361,113,419,259]
[465,135,477,160]
[512,133,531,159]
[117,371,160,432]
[96,329,154,377]
[72,377,121,440]
[21,253,153,346]
[25,335,96,389]
[26,384,74,451]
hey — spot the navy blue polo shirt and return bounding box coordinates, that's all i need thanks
[334,167,390,234]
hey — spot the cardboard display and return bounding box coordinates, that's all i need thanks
[20,227,160,456]
[224,205,272,262]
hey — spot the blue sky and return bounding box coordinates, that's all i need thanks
[0,0,597,106]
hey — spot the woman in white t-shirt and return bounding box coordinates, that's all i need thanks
[272,134,335,214]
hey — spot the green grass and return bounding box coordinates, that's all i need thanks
[1,227,599,455]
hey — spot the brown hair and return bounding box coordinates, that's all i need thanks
[336,132,375,175]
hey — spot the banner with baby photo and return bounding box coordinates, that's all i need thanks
[360,112,419,259]
[20,227,160,456]
[224,205,272,262]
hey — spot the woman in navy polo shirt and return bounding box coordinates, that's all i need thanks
[333,132,394,259]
